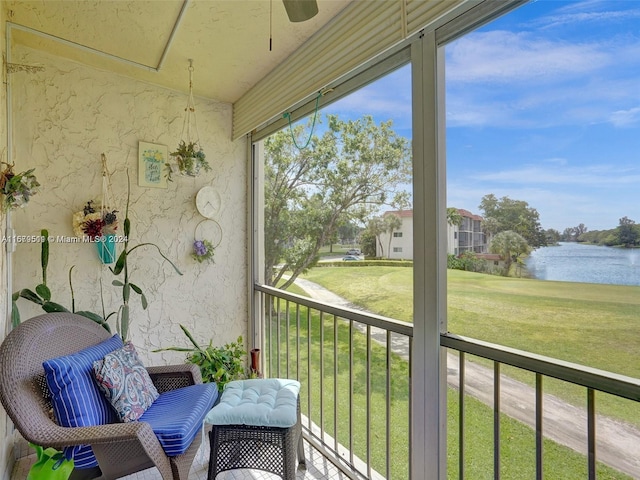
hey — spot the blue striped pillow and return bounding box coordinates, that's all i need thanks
[43,334,123,468]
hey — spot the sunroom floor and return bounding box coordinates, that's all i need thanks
[11,437,349,480]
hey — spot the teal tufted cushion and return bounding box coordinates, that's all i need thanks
[204,378,300,428]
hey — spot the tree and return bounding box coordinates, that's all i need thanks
[366,216,387,257]
[481,216,500,237]
[264,114,411,288]
[561,227,576,242]
[384,213,403,258]
[561,223,588,242]
[617,216,638,247]
[360,229,377,258]
[446,207,463,227]
[574,223,588,237]
[489,230,530,275]
[479,194,546,248]
[337,222,360,245]
[545,228,561,244]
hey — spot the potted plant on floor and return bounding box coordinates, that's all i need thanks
[154,324,245,392]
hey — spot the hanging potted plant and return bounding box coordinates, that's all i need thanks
[166,61,212,180]
[72,200,119,264]
[0,162,40,210]
[169,140,210,178]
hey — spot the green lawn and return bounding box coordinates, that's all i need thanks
[301,267,640,429]
[267,283,411,479]
[272,280,632,479]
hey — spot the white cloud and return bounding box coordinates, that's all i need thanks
[329,90,410,120]
[443,1,640,231]
[446,30,610,84]
[324,66,411,129]
[531,1,640,30]
[474,164,640,187]
[443,10,640,129]
[608,106,640,127]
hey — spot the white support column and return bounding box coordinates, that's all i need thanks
[249,139,265,357]
[411,30,448,480]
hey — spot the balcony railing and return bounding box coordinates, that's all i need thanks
[441,334,640,480]
[254,283,640,480]
[255,284,413,480]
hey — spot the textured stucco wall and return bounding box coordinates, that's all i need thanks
[10,45,248,368]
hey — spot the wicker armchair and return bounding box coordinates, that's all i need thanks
[0,313,210,480]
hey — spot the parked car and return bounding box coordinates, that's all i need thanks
[346,248,361,255]
[342,255,361,261]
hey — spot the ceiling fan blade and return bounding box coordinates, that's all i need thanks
[282,0,319,22]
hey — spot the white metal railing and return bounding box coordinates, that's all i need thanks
[441,333,640,480]
[254,283,640,479]
[255,284,412,480]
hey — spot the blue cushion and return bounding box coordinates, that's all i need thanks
[139,383,218,456]
[204,378,300,428]
[43,334,124,468]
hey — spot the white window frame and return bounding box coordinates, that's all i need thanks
[249,3,526,478]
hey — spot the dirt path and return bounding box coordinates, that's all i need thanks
[292,277,640,479]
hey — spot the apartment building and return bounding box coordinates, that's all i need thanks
[377,209,489,259]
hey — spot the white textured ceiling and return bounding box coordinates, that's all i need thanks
[5,0,351,103]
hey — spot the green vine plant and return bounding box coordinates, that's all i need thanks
[109,170,182,341]
[12,171,182,339]
[166,140,211,181]
[11,229,110,331]
[154,324,245,392]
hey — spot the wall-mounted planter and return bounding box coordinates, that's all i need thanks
[96,234,117,264]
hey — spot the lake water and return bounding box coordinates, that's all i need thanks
[525,242,640,286]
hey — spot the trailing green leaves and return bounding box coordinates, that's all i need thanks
[127,243,182,275]
[75,311,111,332]
[107,169,182,341]
[11,229,110,330]
[35,284,51,302]
[18,289,44,305]
[11,171,181,341]
[111,250,127,276]
[154,325,245,392]
[11,292,20,329]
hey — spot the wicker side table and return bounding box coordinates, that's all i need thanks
[205,379,305,480]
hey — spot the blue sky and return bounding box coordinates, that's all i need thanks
[322,0,640,232]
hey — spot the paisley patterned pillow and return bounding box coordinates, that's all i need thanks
[93,342,160,422]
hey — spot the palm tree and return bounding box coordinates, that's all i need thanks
[385,214,403,258]
[446,207,463,226]
[489,230,530,275]
[367,216,387,257]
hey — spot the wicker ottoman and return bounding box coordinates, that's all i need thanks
[204,378,305,480]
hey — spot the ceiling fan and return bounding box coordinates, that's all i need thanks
[282,0,319,22]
